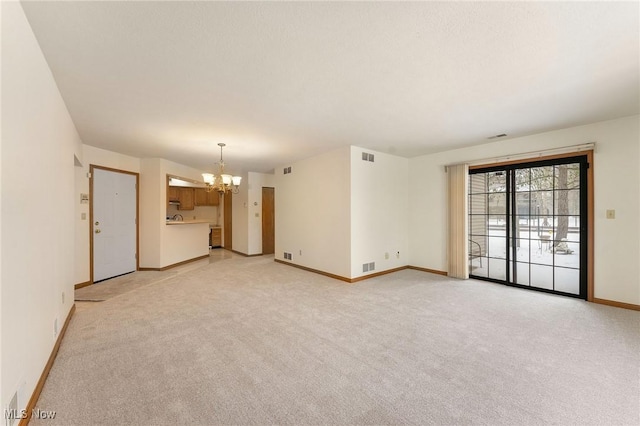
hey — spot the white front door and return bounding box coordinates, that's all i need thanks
[93,168,137,282]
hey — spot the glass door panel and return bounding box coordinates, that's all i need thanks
[469,157,587,299]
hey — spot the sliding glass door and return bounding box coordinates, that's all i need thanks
[468,156,587,299]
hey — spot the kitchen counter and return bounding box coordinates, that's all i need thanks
[165,220,211,225]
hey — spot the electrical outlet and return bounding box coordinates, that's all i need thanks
[606,209,615,219]
[62,292,65,304]
[81,213,86,220]
[299,250,302,256]
[396,251,400,259]
[53,318,58,339]
[385,252,389,260]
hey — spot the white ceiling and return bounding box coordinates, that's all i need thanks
[21,1,639,174]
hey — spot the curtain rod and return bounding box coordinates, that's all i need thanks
[445,142,596,170]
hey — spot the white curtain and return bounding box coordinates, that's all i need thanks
[447,164,469,279]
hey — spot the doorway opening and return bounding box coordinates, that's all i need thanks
[468,154,592,299]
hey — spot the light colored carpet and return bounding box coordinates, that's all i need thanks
[75,271,178,301]
[35,255,639,425]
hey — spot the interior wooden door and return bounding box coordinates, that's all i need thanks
[224,191,232,249]
[262,187,275,254]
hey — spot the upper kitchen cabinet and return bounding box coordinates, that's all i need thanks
[167,186,180,203]
[194,188,219,206]
[167,175,207,211]
[178,188,195,210]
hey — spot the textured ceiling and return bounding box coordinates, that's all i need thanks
[21,1,640,174]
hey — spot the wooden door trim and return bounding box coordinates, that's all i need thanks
[89,165,140,284]
[585,150,594,302]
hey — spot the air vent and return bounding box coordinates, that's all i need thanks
[488,133,507,140]
[284,252,292,260]
[283,166,292,175]
[362,152,374,162]
[362,261,376,273]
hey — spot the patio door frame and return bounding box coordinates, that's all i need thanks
[469,150,594,301]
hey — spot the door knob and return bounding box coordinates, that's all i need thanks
[95,221,100,225]
[95,229,101,234]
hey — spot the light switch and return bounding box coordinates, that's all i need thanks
[606,209,615,219]
[255,213,259,217]
[81,213,87,220]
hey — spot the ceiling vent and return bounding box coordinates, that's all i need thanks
[488,134,508,140]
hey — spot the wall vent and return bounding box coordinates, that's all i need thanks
[362,152,374,162]
[362,262,376,273]
[284,252,292,260]
[283,166,292,175]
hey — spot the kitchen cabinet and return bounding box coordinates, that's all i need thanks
[210,227,222,247]
[194,188,219,206]
[178,188,195,210]
[167,186,180,202]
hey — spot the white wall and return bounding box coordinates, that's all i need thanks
[409,115,640,305]
[1,1,81,413]
[163,223,209,266]
[275,147,352,278]
[74,145,141,284]
[139,158,211,268]
[247,172,276,255]
[231,172,249,254]
[139,158,162,268]
[350,147,409,278]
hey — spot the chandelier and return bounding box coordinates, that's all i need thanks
[202,143,242,194]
